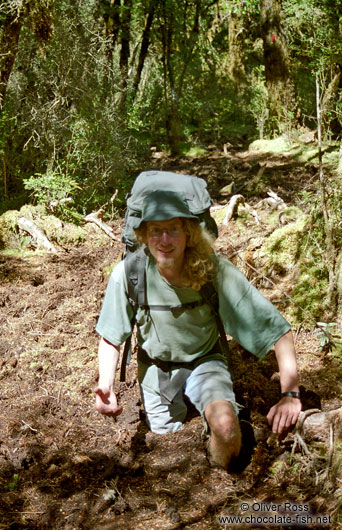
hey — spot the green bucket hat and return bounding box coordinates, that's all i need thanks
[137,190,199,226]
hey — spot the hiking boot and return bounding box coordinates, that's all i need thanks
[228,419,256,474]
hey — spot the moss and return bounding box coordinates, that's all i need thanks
[183,146,208,157]
[262,206,305,229]
[0,210,21,249]
[19,204,47,217]
[258,215,307,270]
[249,136,295,154]
[0,204,99,250]
[211,207,227,224]
[255,212,334,324]
[248,136,340,168]
[32,214,88,246]
[289,264,329,322]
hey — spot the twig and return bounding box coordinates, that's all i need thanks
[327,422,334,471]
[20,420,38,433]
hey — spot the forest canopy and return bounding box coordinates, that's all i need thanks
[0,0,341,214]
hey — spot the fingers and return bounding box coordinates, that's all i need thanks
[98,404,123,417]
[94,387,109,398]
[94,387,123,417]
[267,399,301,434]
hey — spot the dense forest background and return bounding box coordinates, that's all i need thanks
[1,0,341,210]
[1,0,342,320]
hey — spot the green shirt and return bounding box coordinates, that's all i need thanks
[96,255,291,361]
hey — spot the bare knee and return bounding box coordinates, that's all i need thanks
[204,400,241,468]
[205,400,241,443]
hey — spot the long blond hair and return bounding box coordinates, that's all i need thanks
[135,218,216,290]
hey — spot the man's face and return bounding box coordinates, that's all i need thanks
[145,218,187,271]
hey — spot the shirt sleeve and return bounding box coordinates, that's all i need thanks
[215,257,291,358]
[95,261,135,346]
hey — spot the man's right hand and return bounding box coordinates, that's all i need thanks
[95,387,123,417]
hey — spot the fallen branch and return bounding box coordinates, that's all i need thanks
[18,217,57,253]
[256,190,286,210]
[292,409,321,457]
[84,211,121,242]
[266,190,287,209]
[48,197,73,212]
[223,194,245,225]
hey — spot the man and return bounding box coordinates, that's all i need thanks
[95,190,302,470]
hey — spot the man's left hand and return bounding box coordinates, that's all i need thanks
[267,396,302,434]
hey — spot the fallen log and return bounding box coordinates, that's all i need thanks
[290,407,342,480]
[84,212,121,242]
[299,407,342,443]
[223,194,245,225]
[18,217,57,253]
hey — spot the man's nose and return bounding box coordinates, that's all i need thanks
[160,230,171,243]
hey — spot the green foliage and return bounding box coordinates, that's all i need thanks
[23,172,81,206]
[1,0,149,217]
[283,0,341,72]
[3,474,19,491]
[248,67,269,139]
[315,322,339,351]
[285,176,342,323]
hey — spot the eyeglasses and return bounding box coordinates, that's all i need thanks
[147,225,184,239]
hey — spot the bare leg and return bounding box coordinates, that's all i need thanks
[204,400,241,469]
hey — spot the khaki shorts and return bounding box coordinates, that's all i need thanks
[140,360,240,434]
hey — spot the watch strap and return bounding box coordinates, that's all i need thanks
[281,391,300,399]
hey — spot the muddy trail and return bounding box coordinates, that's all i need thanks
[1,147,342,529]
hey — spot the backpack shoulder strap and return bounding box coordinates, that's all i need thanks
[124,245,148,308]
[200,282,234,379]
[120,246,147,382]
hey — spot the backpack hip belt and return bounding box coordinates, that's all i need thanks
[137,340,224,405]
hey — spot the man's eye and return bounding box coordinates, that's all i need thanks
[150,227,162,236]
[169,227,182,236]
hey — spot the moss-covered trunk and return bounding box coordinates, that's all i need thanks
[259,0,300,126]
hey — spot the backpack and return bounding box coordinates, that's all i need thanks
[119,170,231,382]
[122,170,218,248]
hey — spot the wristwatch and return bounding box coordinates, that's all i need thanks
[281,391,301,399]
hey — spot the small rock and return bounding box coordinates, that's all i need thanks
[10,357,18,368]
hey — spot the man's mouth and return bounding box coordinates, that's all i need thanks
[158,248,174,255]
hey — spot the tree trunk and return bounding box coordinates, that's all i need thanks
[132,1,156,98]
[316,77,338,317]
[338,139,342,176]
[118,0,132,112]
[0,11,24,109]
[227,10,246,86]
[165,102,181,156]
[321,66,342,135]
[259,0,300,125]
[160,4,180,155]
[160,0,201,156]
